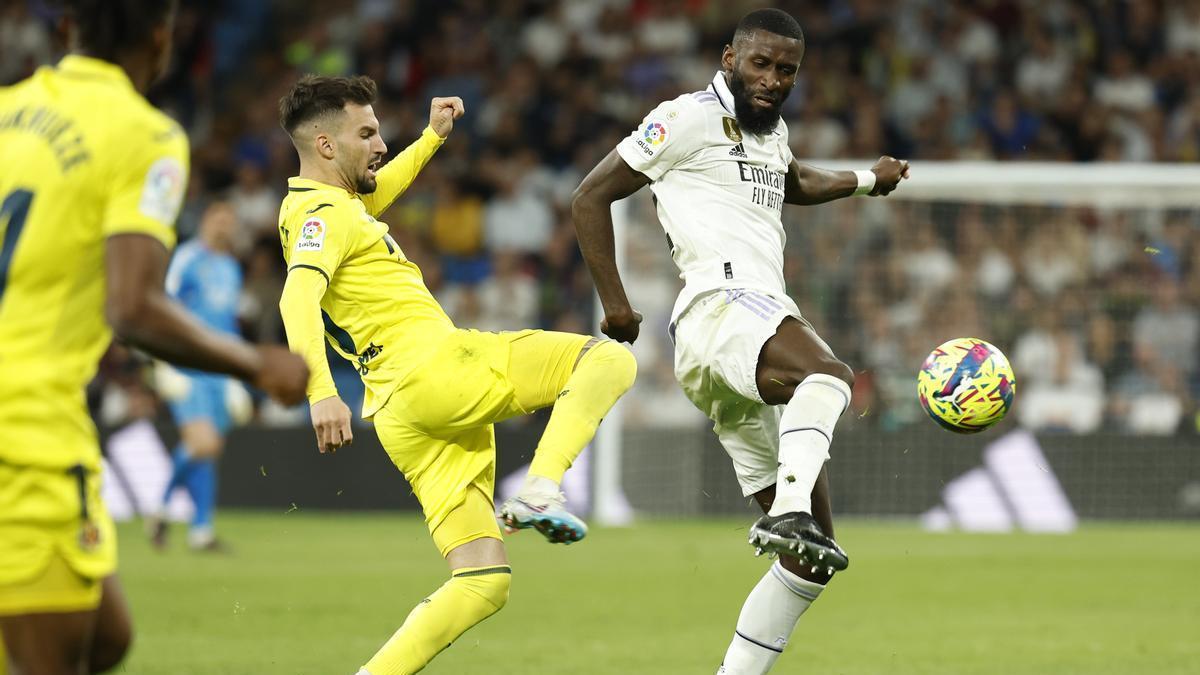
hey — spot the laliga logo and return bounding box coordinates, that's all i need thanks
[301,219,323,239]
[643,122,668,145]
[295,217,326,251]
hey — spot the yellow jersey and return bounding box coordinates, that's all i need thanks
[278,127,453,417]
[0,56,188,472]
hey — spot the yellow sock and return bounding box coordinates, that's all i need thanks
[362,566,511,675]
[528,340,637,483]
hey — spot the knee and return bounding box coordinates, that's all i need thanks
[490,570,512,611]
[90,623,133,673]
[459,568,511,616]
[814,360,854,391]
[765,361,855,406]
[782,360,852,396]
[589,340,638,393]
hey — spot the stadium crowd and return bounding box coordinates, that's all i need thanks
[4,0,1197,434]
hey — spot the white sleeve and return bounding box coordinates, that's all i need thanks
[778,122,795,165]
[616,98,703,182]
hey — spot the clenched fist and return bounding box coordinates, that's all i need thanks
[870,156,910,197]
[429,97,465,138]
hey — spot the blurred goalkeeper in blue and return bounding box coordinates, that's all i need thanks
[146,201,250,552]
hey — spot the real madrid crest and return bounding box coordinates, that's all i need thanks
[722,117,742,143]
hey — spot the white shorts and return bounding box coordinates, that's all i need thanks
[671,289,822,497]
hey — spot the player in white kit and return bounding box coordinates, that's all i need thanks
[572,9,908,674]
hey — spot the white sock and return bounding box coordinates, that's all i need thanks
[768,374,851,517]
[718,561,824,674]
[520,474,560,498]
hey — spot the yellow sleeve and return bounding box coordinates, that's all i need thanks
[359,126,444,217]
[284,203,355,281]
[101,119,189,249]
[279,267,339,404]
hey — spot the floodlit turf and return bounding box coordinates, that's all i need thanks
[112,513,1200,674]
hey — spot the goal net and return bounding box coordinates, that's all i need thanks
[593,162,1200,528]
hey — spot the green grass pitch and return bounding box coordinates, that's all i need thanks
[112,513,1199,674]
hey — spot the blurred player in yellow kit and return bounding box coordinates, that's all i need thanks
[0,2,309,672]
[276,75,637,674]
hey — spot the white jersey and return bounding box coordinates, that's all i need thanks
[617,71,793,325]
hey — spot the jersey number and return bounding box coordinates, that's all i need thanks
[0,189,34,303]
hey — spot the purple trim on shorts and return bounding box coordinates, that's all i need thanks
[735,296,772,320]
[749,291,784,310]
[740,293,780,317]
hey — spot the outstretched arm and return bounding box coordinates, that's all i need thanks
[105,235,308,405]
[784,156,909,205]
[571,149,651,344]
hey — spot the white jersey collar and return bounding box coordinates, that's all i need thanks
[708,71,736,114]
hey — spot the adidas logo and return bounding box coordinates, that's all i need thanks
[728,142,747,158]
[922,429,1077,533]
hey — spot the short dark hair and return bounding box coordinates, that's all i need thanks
[733,8,804,44]
[279,75,378,136]
[64,0,177,61]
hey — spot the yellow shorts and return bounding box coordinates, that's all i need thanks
[375,329,593,556]
[0,462,116,615]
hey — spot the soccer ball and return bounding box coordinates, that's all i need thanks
[917,337,1016,433]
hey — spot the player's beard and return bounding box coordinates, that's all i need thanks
[356,172,378,194]
[729,68,786,136]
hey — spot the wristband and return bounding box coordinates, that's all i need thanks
[853,169,876,196]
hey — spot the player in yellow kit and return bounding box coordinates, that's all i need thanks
[276,75,637,674]
[0,2,308,672]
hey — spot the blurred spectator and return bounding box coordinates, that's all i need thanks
[227,148,280,255]
[1132,278,1200,376]
[1167,1,1200,55]
[438,251,539,332]
[1016,30,1072,103]
[1017,330,1105,434]
[1094,50,1156,114]
[899,222,958,295]
[239,241,286,344]
[1111,345,1187,435]
[0,2,51,85]
[1022,220,1086,297]
[483,153,554,254]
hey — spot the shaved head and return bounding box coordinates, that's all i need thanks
[733,8,804,46]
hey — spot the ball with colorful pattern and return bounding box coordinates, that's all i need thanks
[917,337,1016,433]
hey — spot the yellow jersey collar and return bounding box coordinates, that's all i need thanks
[287,176,355,197]
[56,55,135,90]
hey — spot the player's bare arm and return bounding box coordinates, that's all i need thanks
[105,234,309,405]
[783,156,910,205]
[571,149,650,344]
